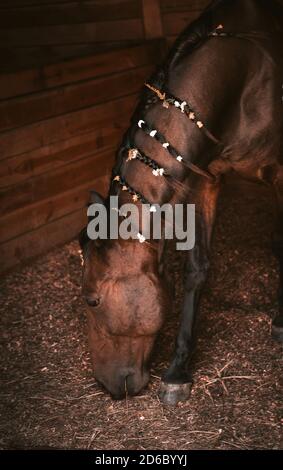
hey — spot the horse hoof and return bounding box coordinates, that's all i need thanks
[271,324,283,343]
[158,382,192,406]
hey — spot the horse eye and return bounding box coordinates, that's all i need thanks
[85,297,100,308]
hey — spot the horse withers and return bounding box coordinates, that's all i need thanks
[80,0,283,405]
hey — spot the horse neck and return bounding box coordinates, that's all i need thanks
[110,23,256,244]
[113,71,220,210]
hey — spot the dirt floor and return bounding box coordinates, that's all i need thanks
[0,175,282,450]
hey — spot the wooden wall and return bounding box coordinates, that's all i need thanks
[0,0,213,73]
[0,0,160,73]
[4,0,283,72]
[0,40,164,273]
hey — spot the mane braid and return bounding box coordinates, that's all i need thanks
[125,147,193,194]
[113,1,225,180]
[109,1,244,210]
[110,5,226,205]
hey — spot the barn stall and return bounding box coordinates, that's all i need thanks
[0,0,282,451]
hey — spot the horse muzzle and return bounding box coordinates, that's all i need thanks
[95,367,150,400]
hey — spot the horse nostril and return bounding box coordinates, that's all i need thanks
[85,297,100,307]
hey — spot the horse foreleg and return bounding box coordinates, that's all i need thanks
[271,177,283,343]
[159,178,221,405]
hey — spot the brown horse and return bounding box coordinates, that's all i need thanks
[80,0,283,405]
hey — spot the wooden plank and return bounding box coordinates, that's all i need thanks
[163,11,202,36]
[0,122,127,188]
[0,208,86,274]
[0,170,111,274]
[142,0,163,39]
[0,45,99,74]
[160,0,209,13]
[0,19,144,47]
[0,93,137,160]
[0,146,116,216]
[0,0,73,7]
[0,0,137,8]
[0,42,162,100]
[0,174,110,245]
[0,1,142,28]
[0,42,143,74]
[0,64,152,132]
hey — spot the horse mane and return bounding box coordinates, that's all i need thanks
[165,0,227,69]
[137,0,283,96]
[112,0,222,177]
[110,1,225,183]
[130,0,232,121]
[155,0,283,72]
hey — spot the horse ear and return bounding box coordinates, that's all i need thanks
[89,190,105,206]
[78,191,106,251]
[78,227,89,249]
